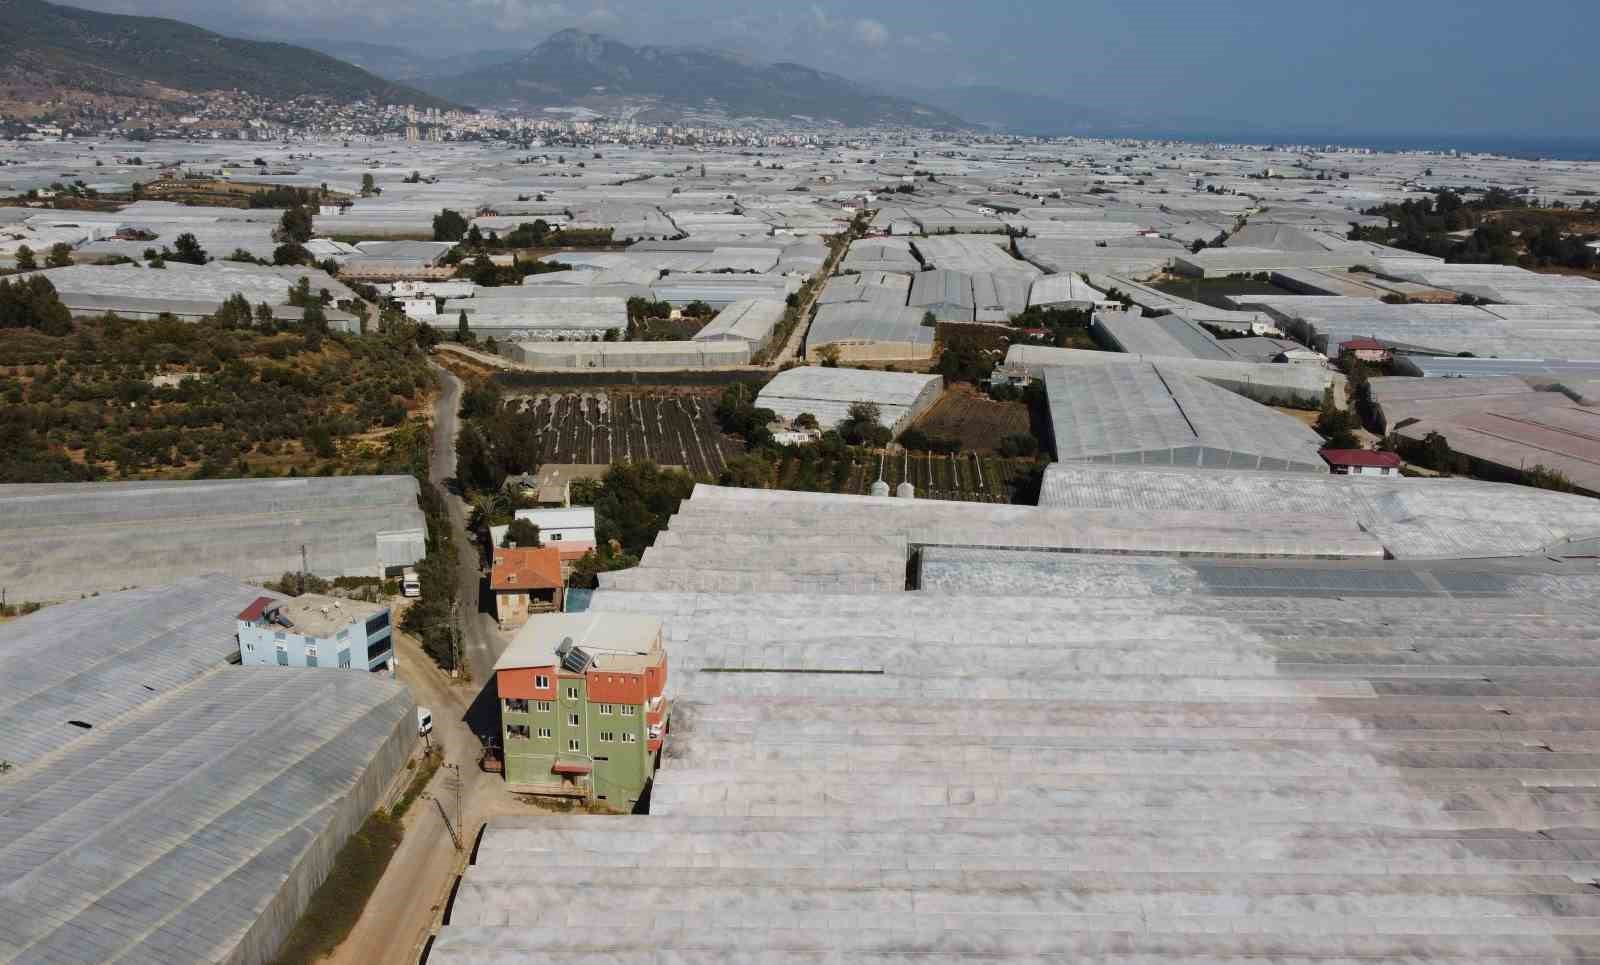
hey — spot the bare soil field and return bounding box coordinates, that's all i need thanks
[911,385,1034,453]
[504,390,742,478]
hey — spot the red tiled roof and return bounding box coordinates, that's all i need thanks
[1340,338,1388,351]
[236,596,276,622]
[491,546,563,591]
[1321,449,1401,468]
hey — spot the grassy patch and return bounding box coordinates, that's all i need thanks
[391,747,443,820]
[267,812,404,965]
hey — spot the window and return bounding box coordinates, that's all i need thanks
[537,727,552,739]
[567,713,579,727]
[620,704,636,717]
[535,700,551,712]
[244,642,254,651]
[338,649,351,669]
[275,645,288,667]
[535,674,550,689]
[600,731,615,742]
[337,628,349,640]
[368,636,392,660]
[304,644,318,668]
[550,533,562,541]
[599,704,614,715]
[622,732,638,743]
[566,685,579,700]
[568,739,581,752]
[505,698,529,713]
[366,610,390,635]
[274,630,286,641]
[507,724,530,740]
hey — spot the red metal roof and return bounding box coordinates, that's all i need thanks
[1340,338,1388,351]
[551,761,592,775]
[1320,449,1401,468]
[236,596,276,622]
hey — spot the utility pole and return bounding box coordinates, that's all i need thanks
[443,762,463,851]
[450,599,462,679]
[299,544,308,593]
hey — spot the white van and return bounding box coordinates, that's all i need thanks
[416,707,433,736]
[401,568,421,598]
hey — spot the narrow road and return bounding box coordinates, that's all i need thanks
[428,363,513,687]
[323,362,527,965]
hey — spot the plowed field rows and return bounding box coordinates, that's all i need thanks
[508,391,742,478]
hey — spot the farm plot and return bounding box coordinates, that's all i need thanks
[909,385,1036,453]
[506,391,743,478]
[848,451,1041,504]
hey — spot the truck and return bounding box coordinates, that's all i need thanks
[416,706,433,736]
[401,567,421,598]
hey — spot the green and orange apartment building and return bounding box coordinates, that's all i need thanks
[493,612,669,810]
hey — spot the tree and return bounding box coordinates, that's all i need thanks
[44,242,72,268]
[591,463,696,557]
[501,518,542,548]
[14,245,35,271]
[433,209,469,242]
[921,310,938,327]
[0,275,72,335]
[273,242,310,266]
[360,173,376,197]
[276,205,314,245]
[817,344,841,367]
[457,309,470,342]
[455,425,502,493]
[170,233,208,265]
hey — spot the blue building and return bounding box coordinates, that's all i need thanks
[237,593,394,672]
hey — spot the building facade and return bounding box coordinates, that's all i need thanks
[494,613,669,810]
[237,594,394,671]
[1320,449,1403,477]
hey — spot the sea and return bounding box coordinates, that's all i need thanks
[1079,130,1600,162]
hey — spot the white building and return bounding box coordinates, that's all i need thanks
[236,593,394,671]
[489,507,599,554]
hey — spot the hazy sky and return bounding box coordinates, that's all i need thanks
[66,0,1600,134]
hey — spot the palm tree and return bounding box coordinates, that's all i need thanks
[468,491,509,535]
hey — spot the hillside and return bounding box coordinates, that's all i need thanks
[0,0,458,114]
[418,30,964,128]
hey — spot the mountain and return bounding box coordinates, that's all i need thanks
[417,30,964,128]
[0,0,459,112]
[291,39,523,83]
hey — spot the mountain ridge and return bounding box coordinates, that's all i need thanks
[416,29,966,128]
[0,0,459,114]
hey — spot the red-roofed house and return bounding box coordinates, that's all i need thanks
[1339,338,1392,364]
[1321,448,1402,477]
[490,546,564,629]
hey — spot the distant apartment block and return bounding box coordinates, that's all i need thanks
[494,613,669,810]
[237,593,394,671]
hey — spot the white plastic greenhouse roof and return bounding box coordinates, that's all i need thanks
[0,476,425,602]
[1043,365,1329,473]
[0,575,280,767]
[434,488,1600,962]
[758,366,942,409]
[0,664,412,965]
[1037,462,1600,559]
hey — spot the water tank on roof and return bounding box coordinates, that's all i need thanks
[870,478,890,498]
[896,482,915,499]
